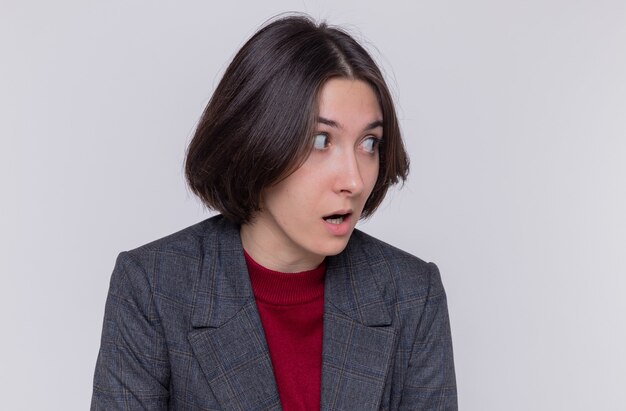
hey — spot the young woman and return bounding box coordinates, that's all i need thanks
[92,15,457,411]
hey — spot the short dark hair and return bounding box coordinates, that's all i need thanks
[185,15,409,224]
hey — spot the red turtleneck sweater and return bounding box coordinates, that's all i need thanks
[244,251,326,411]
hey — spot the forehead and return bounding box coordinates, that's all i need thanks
[316,78,382,126]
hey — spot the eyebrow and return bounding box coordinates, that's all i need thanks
[317,116,383,131]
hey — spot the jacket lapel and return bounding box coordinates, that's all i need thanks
[321,231,397,411]
[187,218,281,411]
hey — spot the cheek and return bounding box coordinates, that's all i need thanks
[269,179,318,218]
[292,164,327,195]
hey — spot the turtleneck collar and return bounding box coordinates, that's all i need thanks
[244,249,326,306]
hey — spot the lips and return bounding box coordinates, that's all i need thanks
[321,210,353,236]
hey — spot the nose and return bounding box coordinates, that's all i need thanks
[334,151,365,196]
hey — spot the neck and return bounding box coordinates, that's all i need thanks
[240,221,324,273]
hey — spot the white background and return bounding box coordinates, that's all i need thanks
[2,1,625,410]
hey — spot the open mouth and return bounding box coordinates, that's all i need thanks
[323,213,350,225]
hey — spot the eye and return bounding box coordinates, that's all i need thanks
[312,133,330,150]
[361,136,382,154]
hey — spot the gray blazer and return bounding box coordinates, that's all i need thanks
[92,215,457,410]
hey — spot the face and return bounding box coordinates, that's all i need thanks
[240,78,382,272]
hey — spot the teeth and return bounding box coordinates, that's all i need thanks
[325,216,344,225]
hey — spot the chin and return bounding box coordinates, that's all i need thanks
[315,239,350,257]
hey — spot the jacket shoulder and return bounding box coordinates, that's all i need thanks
[127,215,225,259]
[349,229,446,303]
[110,215,232,308]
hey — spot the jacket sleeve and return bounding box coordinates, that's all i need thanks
[91,252,170,410]
[399,262,458,410]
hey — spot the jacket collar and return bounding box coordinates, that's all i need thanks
[324,232,392,327]
[190,216,392,328]
[190,216,253,329]
[188,216,395,410]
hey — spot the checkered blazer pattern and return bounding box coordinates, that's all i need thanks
[91,215,457,410]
